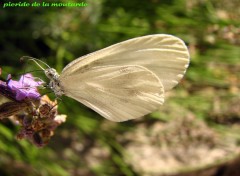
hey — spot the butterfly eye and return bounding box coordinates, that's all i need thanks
[45,70,53,79]
[48,72,53,77]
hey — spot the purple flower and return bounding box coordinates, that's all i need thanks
[7,74,43,101]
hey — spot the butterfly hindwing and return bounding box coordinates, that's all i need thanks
[59,65,164,121]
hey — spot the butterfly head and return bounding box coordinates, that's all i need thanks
[44,68,63,97]
[44,68,59,80]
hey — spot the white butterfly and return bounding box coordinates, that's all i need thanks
[32,34,190,122]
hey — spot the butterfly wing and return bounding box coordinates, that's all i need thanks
[61,34,190,91]
[59,65,164,122]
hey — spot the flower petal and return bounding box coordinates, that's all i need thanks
[16,89,28,101]
[7,73,42,101]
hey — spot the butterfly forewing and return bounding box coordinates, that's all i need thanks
[60,34,190,91]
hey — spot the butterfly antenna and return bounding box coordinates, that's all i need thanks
[20,56,51,70]
[19,56,50,90]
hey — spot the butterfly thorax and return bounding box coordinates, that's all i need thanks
[44,68,64,97]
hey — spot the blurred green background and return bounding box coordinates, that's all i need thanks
[0,0,239,176]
